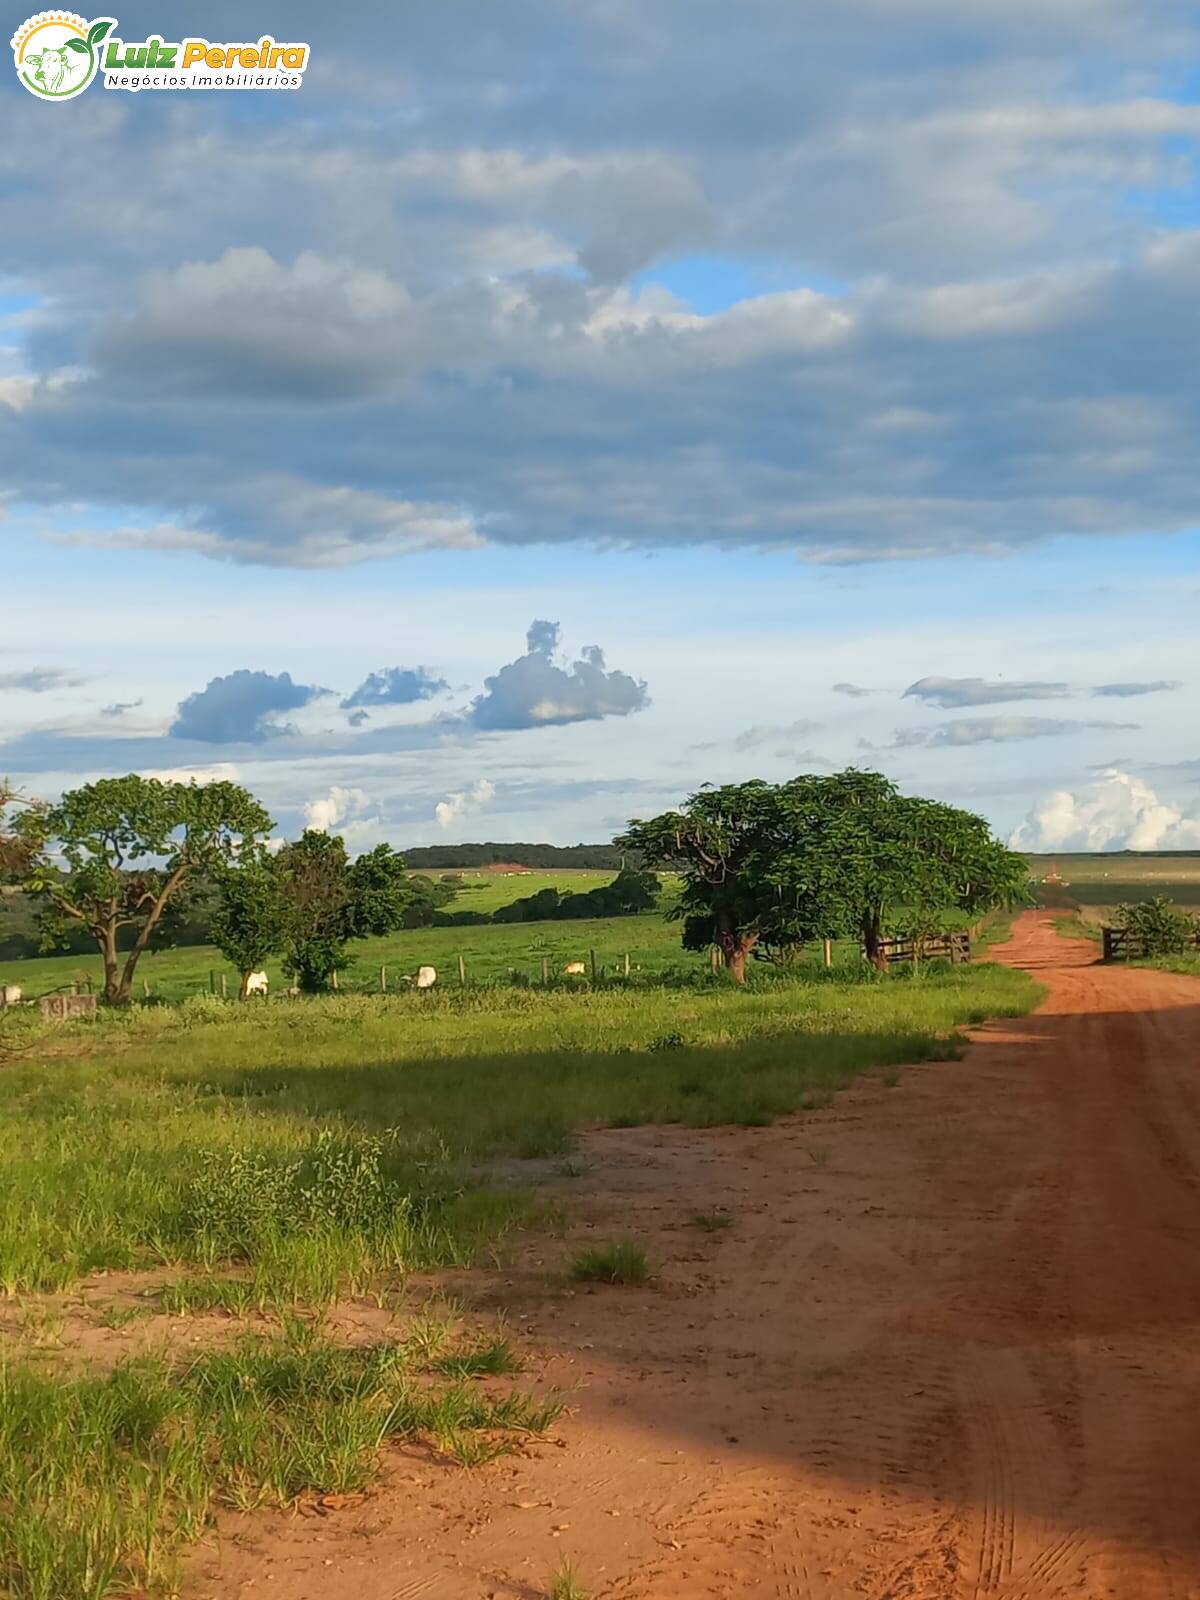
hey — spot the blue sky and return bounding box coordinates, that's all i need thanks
[1,0,1198,851]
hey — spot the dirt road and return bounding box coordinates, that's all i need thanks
[195,913,1200,1599]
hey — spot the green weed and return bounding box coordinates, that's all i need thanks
[570,1241,650,1286]
[549,1561,592,1600]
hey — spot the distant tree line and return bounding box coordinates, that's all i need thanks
[400,841,628,870]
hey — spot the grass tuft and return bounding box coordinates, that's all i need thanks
[549,1561,592,1600]
[570,1240,650,1286]
[429,1334,522,1379]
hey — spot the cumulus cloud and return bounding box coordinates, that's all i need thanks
[171,669,325,744]
[3,2,1200,574]
[1092,680,1182,698]
[435,777,496,829]
[304,785,371,833]
[469,623,649,730]
[0,667,86,693]
[341,666,448,710]
[1011,768,1200,851]
[904,676,1071,708]
[873,715,1138,749]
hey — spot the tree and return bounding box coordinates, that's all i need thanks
[346,844,418,938]
[275,832,415,992]
[17,776,272,1003]
[210,859,286,997]
[617,770,1028,982]
[1,783,39,883]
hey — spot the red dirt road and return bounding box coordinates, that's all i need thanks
[194,913,1200,1599]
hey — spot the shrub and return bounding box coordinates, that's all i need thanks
[1115,897,1199,957]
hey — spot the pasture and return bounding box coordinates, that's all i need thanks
[0,938,1039,1598]
[1028,851,1200,907]
[0,873,693,1001]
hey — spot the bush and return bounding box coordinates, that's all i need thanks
[1115,897,1199,957]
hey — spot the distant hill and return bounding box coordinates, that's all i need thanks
[402,841,626,870]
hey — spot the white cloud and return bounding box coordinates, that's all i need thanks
[1010,768,1200,851]
[304,785,372,833]
[435,777,496,830]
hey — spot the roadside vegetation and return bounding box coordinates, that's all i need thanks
[0,768,1041,1597]
[0,1319,563,1600]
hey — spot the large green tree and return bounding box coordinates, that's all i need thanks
[618,769,1028,981]
[275,833,414,992]
[210,859,286,997]
[18,776,272,1004]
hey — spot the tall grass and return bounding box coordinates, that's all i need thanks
[0,961,1039,1298]
[0,1322,563,1600]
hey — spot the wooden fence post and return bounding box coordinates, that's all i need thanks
[380,965,387,992]
[590,948,597,982]
[142,978,150,998]
[220,973,227,999]
[331,970,339,991]
[209,970,215,994]
[542,956,549,984]
[822,938,832,970]
[624,951,630,978]
[710,946,719,976]
[458,953,466,985]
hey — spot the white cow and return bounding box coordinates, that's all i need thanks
[562,961,586,976]
[0,984,22,1007]
[243,971,269,998]
[415,965,437,990]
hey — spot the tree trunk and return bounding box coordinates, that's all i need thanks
[714,915,757,985]
[116,865,189,1005]
[240,970,252,1000]
[99,925,124,1004]
[862,913,888,973]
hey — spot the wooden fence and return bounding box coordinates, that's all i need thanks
[1102,926,1200,962]
[869,930,972,967]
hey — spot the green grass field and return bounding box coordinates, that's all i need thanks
[0,874,695,1000]
[0,879,984,1002]
[0,906,731,999]
[0,900,1041,1598]
[1028,852,1200,907]
[424,867,637,914]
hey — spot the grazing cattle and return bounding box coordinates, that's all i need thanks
[562,961,586,976]
[243,971,269,998]
[415,965,437,989]
[1,984,22,1007]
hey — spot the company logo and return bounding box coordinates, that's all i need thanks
[11,12,310,96]
[11,11,113,99]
